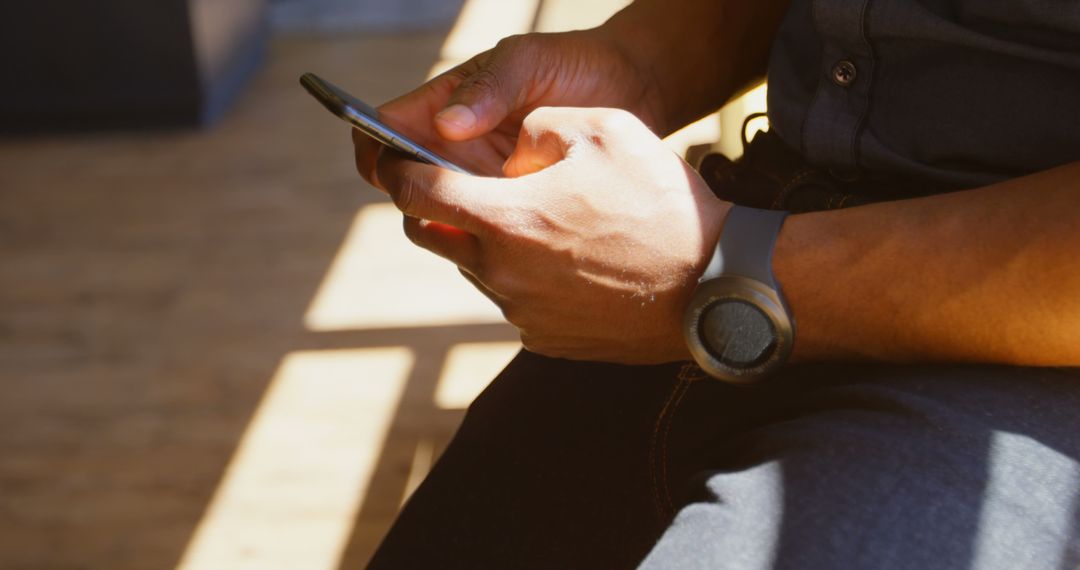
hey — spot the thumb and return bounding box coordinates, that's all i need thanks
[502,107,577,177]
[435,46,528,141]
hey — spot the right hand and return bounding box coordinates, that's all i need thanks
[354,29,664,181]
[373,106,728,364]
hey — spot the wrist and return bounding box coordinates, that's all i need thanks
[601,0,792,134]
[596,7,728,135]
[683,205,795,383]
[771,209,864,363]
[592,18,671,134]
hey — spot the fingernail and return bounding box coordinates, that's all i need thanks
[436,104,477,130]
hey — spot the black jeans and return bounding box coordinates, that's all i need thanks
[368,352,1080,569]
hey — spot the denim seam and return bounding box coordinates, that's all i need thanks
[660,381,692,516]
[677,362,709,383]
[649,379,687,521]
[649,364,708,521]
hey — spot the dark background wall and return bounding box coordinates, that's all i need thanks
[0,0,266,133]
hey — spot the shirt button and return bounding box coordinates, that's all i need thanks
[831,60,857,87]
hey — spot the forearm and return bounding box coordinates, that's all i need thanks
[600,0,791,135]
[774,162,1080,366]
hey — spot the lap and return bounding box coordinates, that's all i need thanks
[368,353,1080,569]
[649,364,1080,569]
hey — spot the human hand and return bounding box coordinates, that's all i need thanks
[376,107,731,364]
[354,30,664,182]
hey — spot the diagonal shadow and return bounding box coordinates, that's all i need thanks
[334,323,519,569]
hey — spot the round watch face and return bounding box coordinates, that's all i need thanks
[699,299,778,368]
[683,275,794,384]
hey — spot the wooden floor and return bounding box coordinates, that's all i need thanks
[0,27,524,569]
[0,1,747,567]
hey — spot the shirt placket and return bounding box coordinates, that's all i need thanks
[802,0,876,174]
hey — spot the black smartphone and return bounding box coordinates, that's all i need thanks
[299,72,472,175]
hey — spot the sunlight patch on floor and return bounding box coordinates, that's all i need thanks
[400,438,437,507]
[533,0,631,32]
[435,341,522,409]
[304,202,506,331]
[427,0,632,79]
[440,0,539,63]
[176,348,413,570]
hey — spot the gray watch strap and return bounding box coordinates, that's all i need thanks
[700,206,788,289]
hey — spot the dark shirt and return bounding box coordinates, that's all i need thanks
[766,0,1080,194]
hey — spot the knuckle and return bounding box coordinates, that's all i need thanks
[519,335,562,359]
[518,331,539,351]
[524,106,558,128]
[497,33,542,63]
[463,66,503,98]
[445,59,478,81]
[444,47,491,83]
[591,107,637,133]
[493,33,527,53]
[521,109,573,149]
[499,302,523,326]
[493,35,515,51]
[391,169,425,214]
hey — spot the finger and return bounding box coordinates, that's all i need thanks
[402,216,482,272]
[458,266,509,308]
[502,107,578,177]
[353,128,386,191]
[434,39,533,142]
[376,151,511,233]
[503,106,656,178]
[402,215,511,326]
[354,75,464,187]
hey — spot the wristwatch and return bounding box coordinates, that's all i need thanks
[683,205,794,384]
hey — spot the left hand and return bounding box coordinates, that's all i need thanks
[376,107,731,364]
